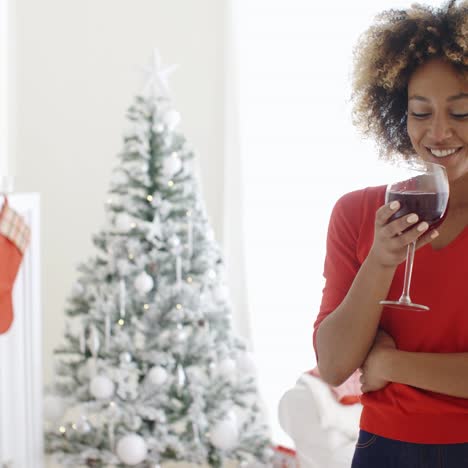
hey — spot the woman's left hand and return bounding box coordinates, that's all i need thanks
[360,329,396,393]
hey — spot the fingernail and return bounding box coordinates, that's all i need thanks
[407,214,419,223]
[431,230,439,239]
[390,201,400,210]
[417,222,428,232]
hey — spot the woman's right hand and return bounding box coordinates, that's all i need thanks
[368,201,439,268]
[359,328,396,393]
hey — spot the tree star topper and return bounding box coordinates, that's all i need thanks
[141,49,178,99]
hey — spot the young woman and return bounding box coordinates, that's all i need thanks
[313,1,468,466]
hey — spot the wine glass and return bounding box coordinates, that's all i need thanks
[379,159,449,311]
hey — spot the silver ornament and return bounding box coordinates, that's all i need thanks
[120,352,132,364]
[76,416,91,434]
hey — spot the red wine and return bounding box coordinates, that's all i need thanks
[387,191,449,230]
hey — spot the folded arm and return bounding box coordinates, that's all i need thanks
[383,350,468,398]
[361,333,468,399]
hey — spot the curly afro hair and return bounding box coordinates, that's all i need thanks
[352,0,468,159]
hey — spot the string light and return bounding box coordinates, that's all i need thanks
[168,180,174,187]
[72,424,77,430]
[128,254,134,260]
[187,276,193,284]
[143,304,149,310]
[59,426,66,434]
[186,210,192,217]
[130,223,136,229]
[118,319,125,326]
[147,195,153,202]
[176,304,183,310]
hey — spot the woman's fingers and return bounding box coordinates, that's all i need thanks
[416,229,439,250]
[375,201,401,228]
[382,213,421,238]
[376,202,426,242]
[390,221,429,247]
[371,202,439,268]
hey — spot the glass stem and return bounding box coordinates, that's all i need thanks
[399,240,416,304]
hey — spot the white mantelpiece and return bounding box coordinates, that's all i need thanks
[0,193,42,467]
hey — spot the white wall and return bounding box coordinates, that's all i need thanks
[0,0,16,184]
[14,0,226,385]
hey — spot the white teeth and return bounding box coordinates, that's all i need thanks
[429,148,459,157]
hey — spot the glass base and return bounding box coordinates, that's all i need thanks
[379,300,429,312]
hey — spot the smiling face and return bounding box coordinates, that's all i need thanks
[407,58,468,182]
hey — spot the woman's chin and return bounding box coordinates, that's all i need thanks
[446,166,468,184]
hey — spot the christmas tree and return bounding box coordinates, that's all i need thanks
[44,51,273,467]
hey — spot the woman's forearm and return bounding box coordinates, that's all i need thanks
[382,349,468,398]
[316,254,396,386]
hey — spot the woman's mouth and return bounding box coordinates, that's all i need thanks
[426,147,463,158]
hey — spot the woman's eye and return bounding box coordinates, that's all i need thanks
[410,112,431,118]
[452,113,468,119]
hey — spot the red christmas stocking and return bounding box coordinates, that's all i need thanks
[0,198,31,334]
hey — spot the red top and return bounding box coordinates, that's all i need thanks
[313,185,468,443]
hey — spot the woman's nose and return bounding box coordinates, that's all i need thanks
[428,114,453,142]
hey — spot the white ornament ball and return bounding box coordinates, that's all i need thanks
[162,154,182,177]
[134,271,154,294]
[43,395,66,423]
[116,433,148,465]
[164,109,181,131]
[115,212,134,232]
[89,375,115,400]
[218,358,237,379]
[148,366,168,385]
[209,411,239,451]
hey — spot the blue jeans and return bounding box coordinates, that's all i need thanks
[351,431,468,468]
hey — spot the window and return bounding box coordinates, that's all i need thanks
[235,0,441,445]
